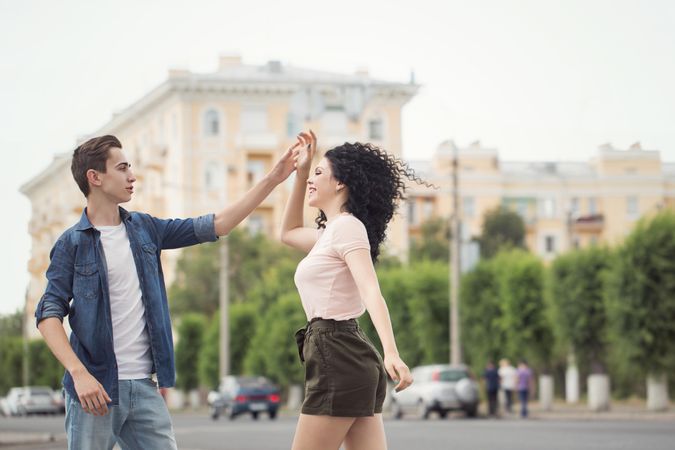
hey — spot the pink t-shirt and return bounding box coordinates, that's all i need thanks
[294,214,371,321]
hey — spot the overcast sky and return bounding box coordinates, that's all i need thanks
[1,0,674,315]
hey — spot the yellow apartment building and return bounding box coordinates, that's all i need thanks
[20,56,418,338]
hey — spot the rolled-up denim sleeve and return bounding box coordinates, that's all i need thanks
[35,240,73,327]
[151,213,218,250]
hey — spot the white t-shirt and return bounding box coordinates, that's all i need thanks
[499,365,518,390]
[97,223,153,380]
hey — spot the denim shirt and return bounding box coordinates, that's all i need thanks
[35,207,218,405]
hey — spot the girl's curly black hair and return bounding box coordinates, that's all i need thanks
[315,142,431,263]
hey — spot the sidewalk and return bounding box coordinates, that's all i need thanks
[0,431,64,447]
[494,399,675,422]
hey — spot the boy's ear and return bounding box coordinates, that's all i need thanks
[86,169,102,188]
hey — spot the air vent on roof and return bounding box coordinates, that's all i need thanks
[267,60,282,74]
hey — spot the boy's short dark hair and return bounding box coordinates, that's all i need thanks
[71,135,122,197]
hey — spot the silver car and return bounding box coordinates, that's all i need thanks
[5,386,62,416]
[390,364,479,419]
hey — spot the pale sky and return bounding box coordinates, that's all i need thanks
[1,0,674,315]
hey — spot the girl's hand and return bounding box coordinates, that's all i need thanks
[384,353,414,392]
[295,130,317,178]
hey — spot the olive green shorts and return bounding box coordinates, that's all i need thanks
[294,318,388,417]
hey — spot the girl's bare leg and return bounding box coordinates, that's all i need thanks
[343,413,387,450]
[291,414,356,450]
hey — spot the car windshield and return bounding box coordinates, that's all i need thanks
[29,388,53,395]
[237,377,271,388]
[438,370,468,382]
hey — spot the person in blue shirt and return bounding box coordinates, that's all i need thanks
[483,361,501,417]
[36,135,300,450]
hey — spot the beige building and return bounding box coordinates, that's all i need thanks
[21,56,674,338]
[406,140,675,263]
[20,56,418,338]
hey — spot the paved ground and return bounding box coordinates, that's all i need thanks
[1,408,674,450]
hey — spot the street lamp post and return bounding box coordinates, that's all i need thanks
[450,143,462,365]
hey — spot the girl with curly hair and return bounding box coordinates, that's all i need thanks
[281,130,423,450]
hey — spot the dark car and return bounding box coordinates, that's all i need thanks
[208,376,281,420]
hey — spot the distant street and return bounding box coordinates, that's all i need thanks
[1,412,674,450]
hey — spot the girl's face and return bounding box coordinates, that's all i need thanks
[307,157,342,209]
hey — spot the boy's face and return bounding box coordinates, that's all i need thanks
[93,147,136,203]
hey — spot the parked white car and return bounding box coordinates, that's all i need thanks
[390,364,479,419]
[4,386,62,416]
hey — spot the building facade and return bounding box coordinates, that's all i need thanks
[20,56,418,338]
[406,140,675,264]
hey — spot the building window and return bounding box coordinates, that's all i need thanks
[368,118,384,140]
[242,106,268,133]
[408,201,417,225]
[539,197,556,219]
[463,197,475,218]
[423,198,434,220]
[248,215,264,235]
[545,235,556,253]
[204,161,222,190]
[570,197,580,216]
[321,108,347,135]
[287,113,301,138]
[246,160,266,187]
[627,196,639,219]
[204,109,220,136]
[588,197,597,215]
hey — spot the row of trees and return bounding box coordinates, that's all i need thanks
[2,207,673,405]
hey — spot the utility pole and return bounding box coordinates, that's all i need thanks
[218,166,230,382]
[449,143,462,365]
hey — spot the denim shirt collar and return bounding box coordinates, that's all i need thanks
[75,206,132,232]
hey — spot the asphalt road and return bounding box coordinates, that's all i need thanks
[1,413,674,450]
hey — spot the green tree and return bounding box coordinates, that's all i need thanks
[494,249,554,372]
[548,246,610,374]
[175,313,207,391]
[409,218,450,263]
[0,337,23,395]
[406,261,449,364]
[460,259,505,375]
[198,303,259,390]
[605,211,675,380]
[478,206,526,259]
[243,293,306,389]
[28,340,62,389]
[169,230,303,316]
[0,310,23,338]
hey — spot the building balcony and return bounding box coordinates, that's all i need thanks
[236,132,279,151]
[571,214,604,232]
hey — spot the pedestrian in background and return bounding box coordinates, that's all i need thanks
[483,361,500,417]
[498,358,517,413]
[517,359,535,418]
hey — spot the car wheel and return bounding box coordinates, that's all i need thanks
[439,410,448,419]
[269,410,277,420]
[210,407,220,421]
[391,401,404,420]
[415,400,430,420]
[228,407,237,421]
[464,404,478,418]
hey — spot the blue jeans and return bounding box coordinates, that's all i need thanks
[518,389,529,418]
[65,379,177,450]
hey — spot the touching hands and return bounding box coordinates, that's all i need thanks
[384,353,414,392]
[268,140,302,184]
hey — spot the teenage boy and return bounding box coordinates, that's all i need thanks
[36,135,299,449]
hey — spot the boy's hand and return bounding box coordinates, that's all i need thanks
[72,368,112,415]
[268,141,301,184]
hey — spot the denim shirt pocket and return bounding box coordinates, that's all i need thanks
[73,262,99,300]
[142,243,159,272]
